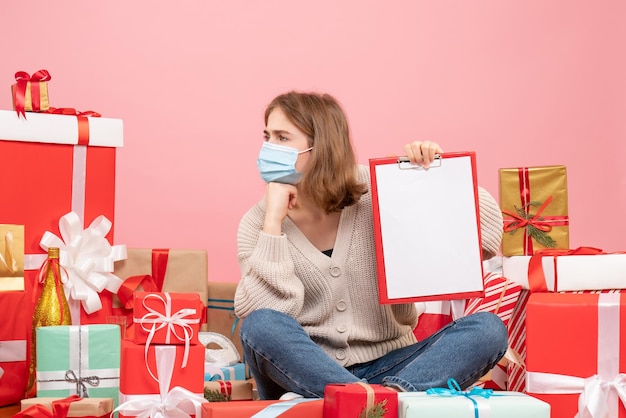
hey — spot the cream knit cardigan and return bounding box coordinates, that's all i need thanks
[234,165,418,367]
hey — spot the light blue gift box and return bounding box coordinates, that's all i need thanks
[36,325,121,407]
[398,388,551,417]
[204,362,246,381]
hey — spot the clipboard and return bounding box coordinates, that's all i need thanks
[370,152,484,304]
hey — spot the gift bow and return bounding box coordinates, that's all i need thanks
[502,195,555,234]
[13,69,51,118]
[114,346,206,418]
[426,378,493,418]
[46,107,101,117]
[0,229,18,274]
[137,292,199,381]
[527,372,626,418]
[39,211,127,314]
[13,395,82,418]
[64,369,100,398]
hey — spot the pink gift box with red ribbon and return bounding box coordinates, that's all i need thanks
[132,291,204,346]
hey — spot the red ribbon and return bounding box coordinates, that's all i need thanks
[14,395,83,418]
[115,249,170,335]
[13,69,51,118]
[502,167,569,255]
[527,247,606,292]
[46,107,102,146]
[219,380,233,399]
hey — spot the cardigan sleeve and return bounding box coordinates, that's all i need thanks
[234,203,305,319]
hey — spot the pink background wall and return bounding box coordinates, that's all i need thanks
[3,1,625,283]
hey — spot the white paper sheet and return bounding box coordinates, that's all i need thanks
[371,153,484,302]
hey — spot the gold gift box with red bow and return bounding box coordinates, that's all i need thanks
[499,165,569,256]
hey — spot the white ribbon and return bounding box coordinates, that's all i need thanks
[114,346,207,418]
[135,292,199,380]
[526,293,626,418]
[37,211,127,316]
[24,145,86,272]
[0,340,27,382]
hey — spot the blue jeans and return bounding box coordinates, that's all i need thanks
[240,309,508,399]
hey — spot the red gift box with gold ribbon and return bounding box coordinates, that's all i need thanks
[11,69,51,118]
[201,399,323,418]
[499,165,569,256]
[323,382,398,418]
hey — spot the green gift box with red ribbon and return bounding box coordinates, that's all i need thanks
[499,165,569,256]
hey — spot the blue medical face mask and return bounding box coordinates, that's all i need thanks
[257,142,313,184]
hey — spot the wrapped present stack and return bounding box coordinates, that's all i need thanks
[411,268,523,391]
[113,248,210,340]
[499,164,626,417]
[1,69,127,407]
[498,164,571,394]
[115,291,207,417]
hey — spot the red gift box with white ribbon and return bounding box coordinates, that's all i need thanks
[0,109,125,326]
[0,291,29,406]
[117,342,206,418]
[132,291,204,347]
[526,291,626,418]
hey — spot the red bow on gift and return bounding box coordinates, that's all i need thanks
[13,69,51,118]
[13,395,82,418]
[46,107,101,118]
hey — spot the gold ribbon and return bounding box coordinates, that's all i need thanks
[356,382,375,416]
[0,230,18,275]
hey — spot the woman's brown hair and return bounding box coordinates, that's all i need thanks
[265,91,368,213]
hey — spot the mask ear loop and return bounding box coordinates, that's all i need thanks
[298,147,313,154]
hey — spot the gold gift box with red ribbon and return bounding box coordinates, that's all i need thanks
[499,165,569,256]
[11,69,51,117]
